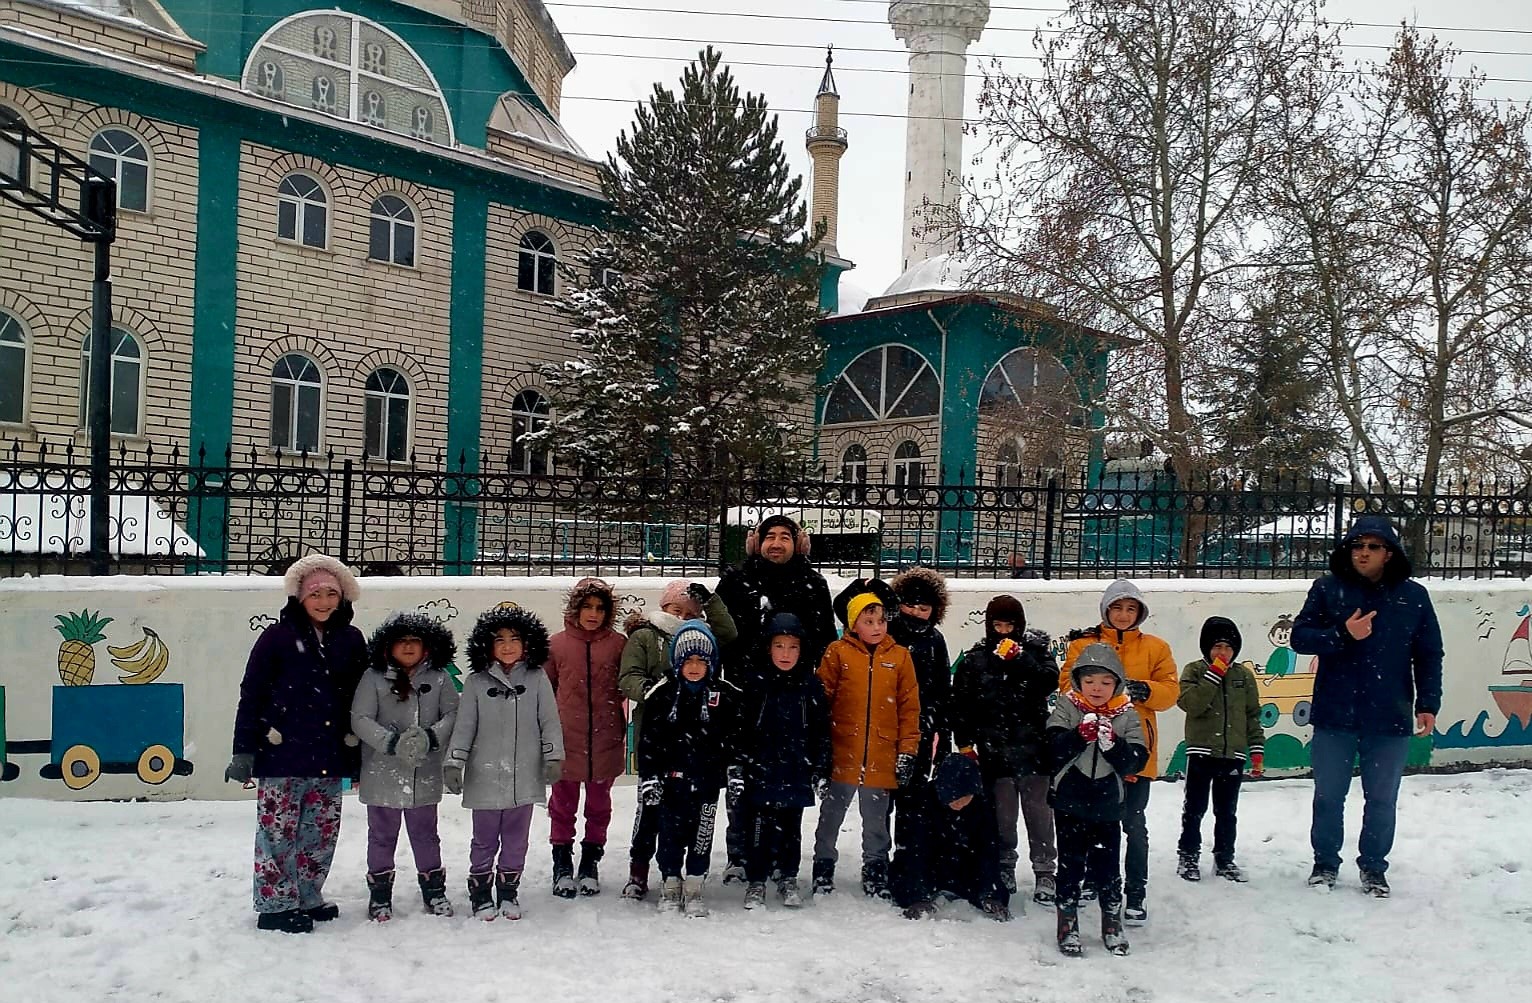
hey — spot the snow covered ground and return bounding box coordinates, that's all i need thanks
[2,770,1528,1003]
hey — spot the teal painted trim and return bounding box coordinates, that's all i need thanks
[0,39,603,226]
[185,120,243,569]
[443,191,489,574]
[818,260,849,315]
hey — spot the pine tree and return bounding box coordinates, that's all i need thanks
[535,48,827,481]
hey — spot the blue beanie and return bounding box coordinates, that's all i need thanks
[669,619,719,680]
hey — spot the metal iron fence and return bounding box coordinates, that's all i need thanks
[4,440,1532,579]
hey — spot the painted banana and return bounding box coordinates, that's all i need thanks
[112,627,169,684]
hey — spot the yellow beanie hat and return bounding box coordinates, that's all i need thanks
[845,592,884,632]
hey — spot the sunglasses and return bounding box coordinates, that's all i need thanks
[1350,542,1386,552]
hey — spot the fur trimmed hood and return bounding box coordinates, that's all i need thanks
[890,566,949,626]
[466,605,550,673]
[368,611,457,673]
[564,577,617,632]
[284,553,361,602]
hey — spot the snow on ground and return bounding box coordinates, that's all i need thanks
[2,770,1529,1003]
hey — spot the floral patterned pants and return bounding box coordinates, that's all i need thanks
[253,777,342,913]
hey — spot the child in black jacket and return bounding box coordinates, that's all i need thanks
[734,612,831,910]
[891,753,1011,922]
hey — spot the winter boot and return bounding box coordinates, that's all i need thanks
[1215,860,1247,883]
[1122,883,1146,925]
[1033,873,1057,906]
[658,877,683,914]
[743,881,767,910]
[467,871,496,920]
[621,861,649,901]
[366,869,395,922]
[495,869,522,921]
[303,902,340,922]
[682,876,709,918]
[1079,881,1098,902]
[1177,854,1202,882]
[577,841,604,896]
[1000,867,1018,895]
[812,858,835,896]
[1101,895,1130,956]
[778,877,804,908]
[418,868,454,917]
[256,909,314,934]
[551,843,577,899]
[1056,901,1082,957]
[721,859,748,886]
[1359,869,1390,898]
[1307,863,1338,889]
[860,860,891,900]
[902,899,938,920]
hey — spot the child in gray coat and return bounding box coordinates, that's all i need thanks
[353,612,460,922]
[446,606,564,920]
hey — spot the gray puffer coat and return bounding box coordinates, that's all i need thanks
[447,662,564,810]
[352,663,459,809]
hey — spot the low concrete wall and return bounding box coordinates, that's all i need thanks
[1,574,1528,800]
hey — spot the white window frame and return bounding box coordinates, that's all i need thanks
[276,171,329,249]
[87,127,151,214]
[510,388,553,474]
[78,326,144,437]
[269,352,324,453]
[892,439,924,489]
[0,309,29,426]
[840,442,868,484]
[822,344,941,427]
[364,366,411,462]
[517,231,558,295]
[368,193,417,267]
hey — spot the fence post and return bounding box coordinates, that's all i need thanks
[1332,481,1347,552]
[340,458,354,565]
[1042,475,1058,580]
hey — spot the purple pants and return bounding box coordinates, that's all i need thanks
[548,779,615,846]
[366,805,443,874]
[469,805,534,874]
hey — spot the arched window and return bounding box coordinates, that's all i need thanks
[823,345,940,425]
[892,440,924,489]
[364,367,410,461]
[277,172,327,248]
[79,326,143,436]
[0,309,27,425]
[269,353,322,452]
[517,231,557,295]
[840,443,868,484]
[994,440,1020,487]
[87,128,150,212]
[253,59,285,98]
[1,105,25,186]
[368,194,416,266]
[980,348,1085,426]
[510,389,552,473]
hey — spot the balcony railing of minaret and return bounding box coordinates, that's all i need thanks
[805,125,848,145]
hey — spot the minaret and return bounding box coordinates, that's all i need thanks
[889,0,990,271]
[805,46,848,253]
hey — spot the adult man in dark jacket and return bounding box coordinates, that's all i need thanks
[715,513,837,882]
[1292,516,1443,897]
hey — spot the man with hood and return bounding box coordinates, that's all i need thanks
[1059,579,1179,924]
[715,513,836,881]
[1292,516,1443,898]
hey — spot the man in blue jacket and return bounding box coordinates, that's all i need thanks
[1292,516,1443,898]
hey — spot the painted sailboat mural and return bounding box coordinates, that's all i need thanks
[1489,604,1532,727]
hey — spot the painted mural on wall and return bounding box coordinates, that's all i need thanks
[1,609,191,791]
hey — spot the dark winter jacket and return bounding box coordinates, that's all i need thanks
[546,578,628,783]
[888,569,953,776]
[232,598,369,779]
[890,755,1007,910]
[951,628,1059,778]
[619,594,737,751]
[1177,615,1265,761]
[635,673,741,796]
[716,554,837,682]
[735,650,831,808]
[1046,644,1149,822]
[1291,516,1444,736]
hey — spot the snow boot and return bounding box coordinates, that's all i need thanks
[721,859,748,886]
[1359,870,1390,898]
[1033,873,1056,906]
[1177,854,1202,882]
[366,869,394,922]
[1056,901,1082,957]
[1123,898,1147,926]
[256,909,314,934]
[577,841,604,896]
[683,876,709,918]
[1101,895,1130,956]
[495,869,522,920]
[1307,864,1338,889]
[303,902,340,922]
[903,899,938,920]
[551,843,577,899]
[467,871,496,920]
[621,861,649,901]
[418,868,454,916]
[812,858,835,896]
[1000,867,1018,895]
[778,877,804,908]
[1215,860,1247,883]
[860,860,891,900]
[743,882,767,910]
[658,877,683,914]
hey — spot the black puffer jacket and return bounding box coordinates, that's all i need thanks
[888,616,951,771]
[716,555,837,682]
[951,628,1059,779]
[736,658,831,808]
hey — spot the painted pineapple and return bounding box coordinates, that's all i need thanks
[55,610,113,686]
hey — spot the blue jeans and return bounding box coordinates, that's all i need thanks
[1309,728,1410,874]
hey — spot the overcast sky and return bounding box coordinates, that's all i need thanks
[544,1,1532,297]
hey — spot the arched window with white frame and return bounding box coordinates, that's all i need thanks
[517,231,557,295]
[980,348,1086,427]
[892,439,924,490]
[0,309,28,425]
[840,443,868,484]
[364,367,411,462]
[87,128,150,212]
[368,194,416,266]
[510,389,552,473]
[270,353,322,452]
[277,172,328,248]
[823,345,941,425]
[994,439,1021,487]
[79,325,143,436]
